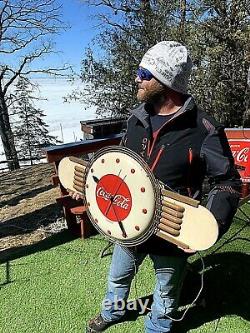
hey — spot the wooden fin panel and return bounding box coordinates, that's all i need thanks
[161,189,200,208]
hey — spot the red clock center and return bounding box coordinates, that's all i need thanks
[96,174,132,222]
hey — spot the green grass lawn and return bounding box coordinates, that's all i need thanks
[0,205,250,333]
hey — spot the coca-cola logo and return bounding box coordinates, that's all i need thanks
[95,174,132,222]
[231,147,249,163]
[96,188,130,210]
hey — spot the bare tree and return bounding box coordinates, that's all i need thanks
[0,0,71,170]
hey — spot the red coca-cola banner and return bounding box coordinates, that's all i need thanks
[228,140,250,183]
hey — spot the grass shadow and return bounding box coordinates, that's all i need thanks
[0,230,76,288]
[0,202,61,238]
[0,229,76,265]
[0,184,54,208]
[175,251,250,332]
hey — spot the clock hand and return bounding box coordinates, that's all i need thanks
[118,221,127,238]
[111,204,127,238]
[92,175,112,203]
[92,173,115,216]
[113,173,126,198]
[104,173,127,217]
[93,169,120,185]
[92,175,99,183]
[104,195,114,216]
[93,170,127,218]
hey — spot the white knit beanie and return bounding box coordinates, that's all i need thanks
[139,41,193,95]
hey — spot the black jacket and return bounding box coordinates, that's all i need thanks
[122,97,241,255]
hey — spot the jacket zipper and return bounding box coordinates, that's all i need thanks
[187,147,193,197]
[150,145,165,172]
[146,107,189,172]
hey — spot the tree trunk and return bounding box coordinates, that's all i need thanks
[179,0,187,42]
[25,105,33,166]
[141,0,154,47]
[0,94,20,170]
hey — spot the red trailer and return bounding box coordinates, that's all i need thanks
[226,128,250,198]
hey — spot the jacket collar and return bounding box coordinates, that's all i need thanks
[129,103,150,129]
[129,95,195,128]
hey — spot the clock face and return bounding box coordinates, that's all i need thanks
[84,147,157,245]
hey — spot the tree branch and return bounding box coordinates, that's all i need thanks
[87,0,138,13]
[2,43,72,95]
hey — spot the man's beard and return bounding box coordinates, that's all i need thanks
[137,81,166,104]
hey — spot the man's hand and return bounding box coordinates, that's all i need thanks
[68,191,84,201]
[178,246,197,254]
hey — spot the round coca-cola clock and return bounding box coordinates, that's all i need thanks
[84,146,160,246]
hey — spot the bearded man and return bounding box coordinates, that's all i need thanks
[84,41,241,333]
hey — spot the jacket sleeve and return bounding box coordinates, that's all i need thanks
[119,118,129,147]
[200,126,242,237]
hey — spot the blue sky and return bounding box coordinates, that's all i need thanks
[52,1,100,72]
[1,0,121,77]
[26,0,109,74]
